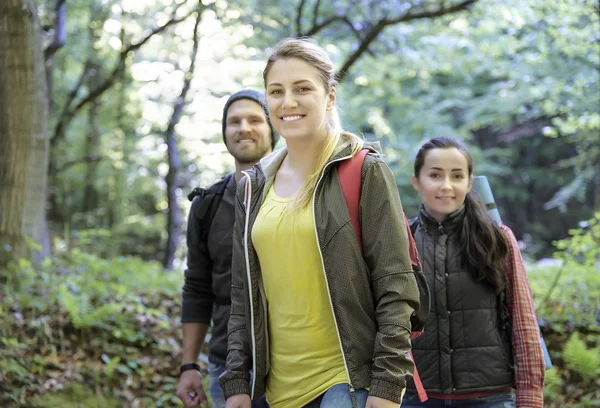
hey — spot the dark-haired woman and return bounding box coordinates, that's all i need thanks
[401,137,544,408]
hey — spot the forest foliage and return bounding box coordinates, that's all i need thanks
[0,0,598,406]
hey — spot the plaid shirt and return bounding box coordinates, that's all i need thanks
[502,225,545,407]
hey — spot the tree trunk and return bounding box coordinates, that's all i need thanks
[108,18,130,229]
[163,10,202,270]
[83,100,100,214]
[82,5,108,217]
[593,160,600,212]
[0,0,49,268]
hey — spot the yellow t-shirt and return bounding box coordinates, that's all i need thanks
[251,185,348,408]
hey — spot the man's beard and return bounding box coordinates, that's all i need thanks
[233,146,270,166]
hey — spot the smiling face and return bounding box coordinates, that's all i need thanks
[224,99,273,165]
[412,147,473,222]
[265,57,335,143]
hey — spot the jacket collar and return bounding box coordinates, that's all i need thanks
[418,203,465,235]
[253,136,383,188]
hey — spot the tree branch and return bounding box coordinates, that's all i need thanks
[336,0,478,82]
[165,12,201,143]
[123,8,195,56]
[51,4,197,145]
[44,0,67,60]
[299,10,368,55]
[311,0,322,29]
[497,115,559,143]
[336,20,386,83]
[304,15,359,38]
[295,0,307,37]
[51,60,92,148]
[386,0,478,24]
[55,155,103,174]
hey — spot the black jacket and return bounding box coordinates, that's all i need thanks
[181,174,236,366]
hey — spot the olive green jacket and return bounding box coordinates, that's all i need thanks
[219,139,420,405]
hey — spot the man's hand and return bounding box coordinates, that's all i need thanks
[366,395,400,408]
[225,393,252,408]
[176,370,208,407]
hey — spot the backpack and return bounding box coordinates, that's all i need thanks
[187,173,233,242]
[338,149,430,403]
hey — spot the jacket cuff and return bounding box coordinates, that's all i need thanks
[516,386,544,407]
[370,379,406,404]
[220,378,250,400]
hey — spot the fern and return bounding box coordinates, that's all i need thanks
[544,367,561,393]
[563,332,600,383]
[58,286,126,329]
[58,287,90,329]
[85,303,123,327]
[542,366,565,405]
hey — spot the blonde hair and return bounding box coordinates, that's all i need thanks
[263,38,364,211]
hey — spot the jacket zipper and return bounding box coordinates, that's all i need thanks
[311,154,358,408]
[241,171,258,399]
[258,279,270,374]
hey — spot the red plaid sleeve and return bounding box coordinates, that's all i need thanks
[501,225,545,407]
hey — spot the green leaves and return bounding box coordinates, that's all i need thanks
[563,333,600,384]
[0,249,185,406]
[528,213,600,405]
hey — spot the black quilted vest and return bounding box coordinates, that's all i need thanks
[408,205,514,394]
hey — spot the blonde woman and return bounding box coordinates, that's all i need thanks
[220,38,420,408]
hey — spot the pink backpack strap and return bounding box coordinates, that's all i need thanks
[338,149,369,253]
[408,350,428,402]
[338,148,428,403]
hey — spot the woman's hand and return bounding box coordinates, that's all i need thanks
[225,394,252,408]
[366,395,400,408]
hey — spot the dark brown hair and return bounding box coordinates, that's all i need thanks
[414,137,508,293]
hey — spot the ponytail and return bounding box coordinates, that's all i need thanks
[458,191,508,293]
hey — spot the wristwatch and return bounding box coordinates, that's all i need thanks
[179,363,201,375]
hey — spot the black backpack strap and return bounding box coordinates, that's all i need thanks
[188,188,203,201]
[188,173,233,243]
[409,216,419,236]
